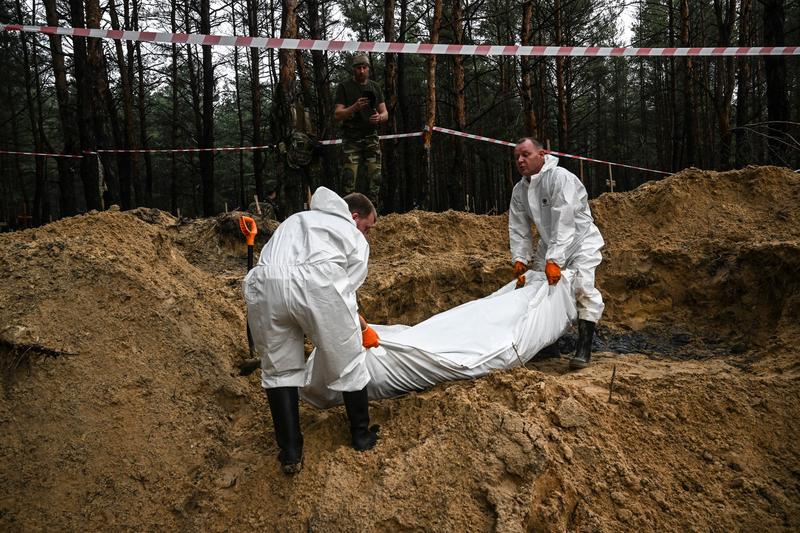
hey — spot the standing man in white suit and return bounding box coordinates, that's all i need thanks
[509,137,605,369]
[243,187,381,473]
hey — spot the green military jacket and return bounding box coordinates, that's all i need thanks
[334,79,385,141]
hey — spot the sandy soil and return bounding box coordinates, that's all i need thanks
[1,166,798,532]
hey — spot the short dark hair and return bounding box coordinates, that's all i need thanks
[516,137,544,150]
[344,192,376,219]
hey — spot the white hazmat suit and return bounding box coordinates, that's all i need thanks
[509,154,605,322]
[243,187,371,392]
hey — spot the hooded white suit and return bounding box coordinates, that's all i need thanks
[509,154,605,322]
[243,187,371,392]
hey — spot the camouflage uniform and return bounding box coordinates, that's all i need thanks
[334,78,384,206]
[271,97,318,217]
[340,133,381,202]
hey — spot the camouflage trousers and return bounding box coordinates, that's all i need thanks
[340,134,382,206]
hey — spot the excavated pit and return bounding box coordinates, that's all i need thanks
[1,166,798,531]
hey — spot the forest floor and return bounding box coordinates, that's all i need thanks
[1,166,799,532]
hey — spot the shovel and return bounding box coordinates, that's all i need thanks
[239,215,257,272]
[238,216,259,375]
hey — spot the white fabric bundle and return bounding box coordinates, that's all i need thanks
[301,270,577,408]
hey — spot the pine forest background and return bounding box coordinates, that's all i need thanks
[0,0,798,226]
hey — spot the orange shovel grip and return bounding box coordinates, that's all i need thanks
[239,216,257,246]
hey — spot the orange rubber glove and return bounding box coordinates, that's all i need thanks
[545,261,561,285]
[362,325,380,348]
[513,261,527,278]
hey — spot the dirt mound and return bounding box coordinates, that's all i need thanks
[225,359,797,532]
[168,211,280,276]
[1,166,799,531]
[361,209,509,325]
[593,166,800,360]
[0,210,259,530]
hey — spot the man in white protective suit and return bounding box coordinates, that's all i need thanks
[509,137,605,369]
[243,187,381,474]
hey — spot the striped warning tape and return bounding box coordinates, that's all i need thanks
[431,126,672,175]
[0,149,84,159]
[0,146,272,157]
[432,126,515,147]
[2,24,798,56]
[92,144,273,154]
[318,131,424,145]
[0,132,424,157]
[1,128,672,175]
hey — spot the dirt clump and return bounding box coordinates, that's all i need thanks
[1,166,799,531]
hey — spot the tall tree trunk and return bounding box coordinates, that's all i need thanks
[185,0,204,215]
[294,51,314,106]
[397,0,414,210]
[14,0,46,224]
[233,5,247,209]
[735,0,753,167]
[170,0,180,213]
[43,0,78,216]
[383,0,399,211]
[762,0,789,165]
[267,0,278,89]
[247,0,265,200]
[70,0,102,211]
[308,0,335,190]
[450,0,466,209]
[86,0,112,209]
[554,0,568,150]
[712,0,736,169]
[423,0,442,210]
[108,0,136,208]
[99,40,123,207]
[187,44,203,154]
[680,0,697,166]
[31,10,54,222]
[133,0,154,205]
[668,0,678,170]
[537,30,548,142]
[274,0,299,211]
[199,0,216,216]
[6,82,31,219]
[520,0,537,137]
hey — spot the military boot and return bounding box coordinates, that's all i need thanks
[342,387,379,451]
[265,387,304,474]
[569,320,596,370]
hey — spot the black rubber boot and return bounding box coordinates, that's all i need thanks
[265,387,303,474]
[536,341,561,360]
[570,320,596,369]
[342,387,379,451]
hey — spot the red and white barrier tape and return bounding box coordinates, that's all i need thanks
[0,149,83,159]
[432,126,672,175]
[1,132,424,157]
[318,131,424,145]
[92,144,273,154]
[547,149,671,175]
[2,24,798,56]
[432,126,515,147]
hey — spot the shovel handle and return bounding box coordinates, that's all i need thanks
[239,216,257,246]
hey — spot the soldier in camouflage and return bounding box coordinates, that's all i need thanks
[271,90,318,217]
[334,54,388,207]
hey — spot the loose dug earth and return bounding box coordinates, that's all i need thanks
[1,166,798,532]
